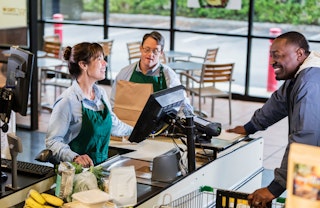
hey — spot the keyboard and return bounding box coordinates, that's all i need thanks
[1,158,55,177]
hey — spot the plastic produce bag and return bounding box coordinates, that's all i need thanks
[73,171,99,193]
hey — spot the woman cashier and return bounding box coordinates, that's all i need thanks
[45,42,132,167]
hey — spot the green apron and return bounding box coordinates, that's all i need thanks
[129,64,167,92]
[69,99,112,165]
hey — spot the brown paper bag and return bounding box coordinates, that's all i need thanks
[113,80,153,126]
[286,143,320,208]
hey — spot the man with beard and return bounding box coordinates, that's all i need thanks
[227,31,320,207]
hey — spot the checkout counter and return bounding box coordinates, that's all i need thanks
[0,59,265,206]
[0,120,56,207]
[0,133,264,207]
[105,134,264,207]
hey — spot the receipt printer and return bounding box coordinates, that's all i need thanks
[151,148,181,182]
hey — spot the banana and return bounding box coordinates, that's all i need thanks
[41,193,64,207]
[28,189,46,205]
[25,197,44,208]
[43,205,54,208]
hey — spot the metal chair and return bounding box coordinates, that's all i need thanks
[180,62,234,124]
[43,34,60,42]
[176,47,219,80]
[43,41,62,58]
[189,48,219,63]
[205,48,219,62]
[98,39,114,83]
[174,48,219,64]
[127,41,141,64]
[40,36,72,112]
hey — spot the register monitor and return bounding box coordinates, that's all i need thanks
[5,46,34,116]
[0,46,33,184]
[0,46,34,125]
[128,85,186,143]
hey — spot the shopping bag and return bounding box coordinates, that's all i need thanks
[113,80,153,126]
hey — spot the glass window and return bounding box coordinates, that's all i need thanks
[42,0,105,48]
[250,0,320,98]
[176,0,248,35]
[253,0,320,38]
[249,38,277,98]
[40,0,320,100]
[43,0,90,22]
[174,0,249,96]
[174,32,246,95]
[109,0,171,29]
[44,23,105,47]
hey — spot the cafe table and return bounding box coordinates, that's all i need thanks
[37,50,47,58]
[166,60,203,91]
[38,57,64,68]
[164,50,192,63]
[166,61,202,73]
[37,57,65,112]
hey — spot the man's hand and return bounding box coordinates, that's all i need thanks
[248,187,276,208]
[226,125,247,135]
[73,154,94,168]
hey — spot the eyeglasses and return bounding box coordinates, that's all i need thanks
[142,47,161,55]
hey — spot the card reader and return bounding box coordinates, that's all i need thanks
[194,116,222,139]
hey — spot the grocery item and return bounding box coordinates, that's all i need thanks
[41,193,64,207]
[28,189,46,205]
[25,197,44,208]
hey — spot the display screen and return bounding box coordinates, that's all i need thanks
[128,85,186,143]
[6,46,34,116]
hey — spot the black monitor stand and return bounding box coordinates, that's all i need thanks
[6,133,23,190]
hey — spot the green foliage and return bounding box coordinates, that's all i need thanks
[70,162,106,191]
[177,0,250,20]
[82,0,320,26]
[71,162,83,174]
[83,0,104,12]
[254,0,320,25]
[89,166,105,190]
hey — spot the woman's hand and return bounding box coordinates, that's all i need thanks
[226,125,247,135]
[73,154,94,168]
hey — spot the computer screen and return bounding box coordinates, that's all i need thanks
[128,85,186,143]
[5,46,34,116]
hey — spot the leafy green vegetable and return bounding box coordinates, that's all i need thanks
[73,171,98,194]
[71,162,83,174]
[89,166,105,190]
[69,163,106,191]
